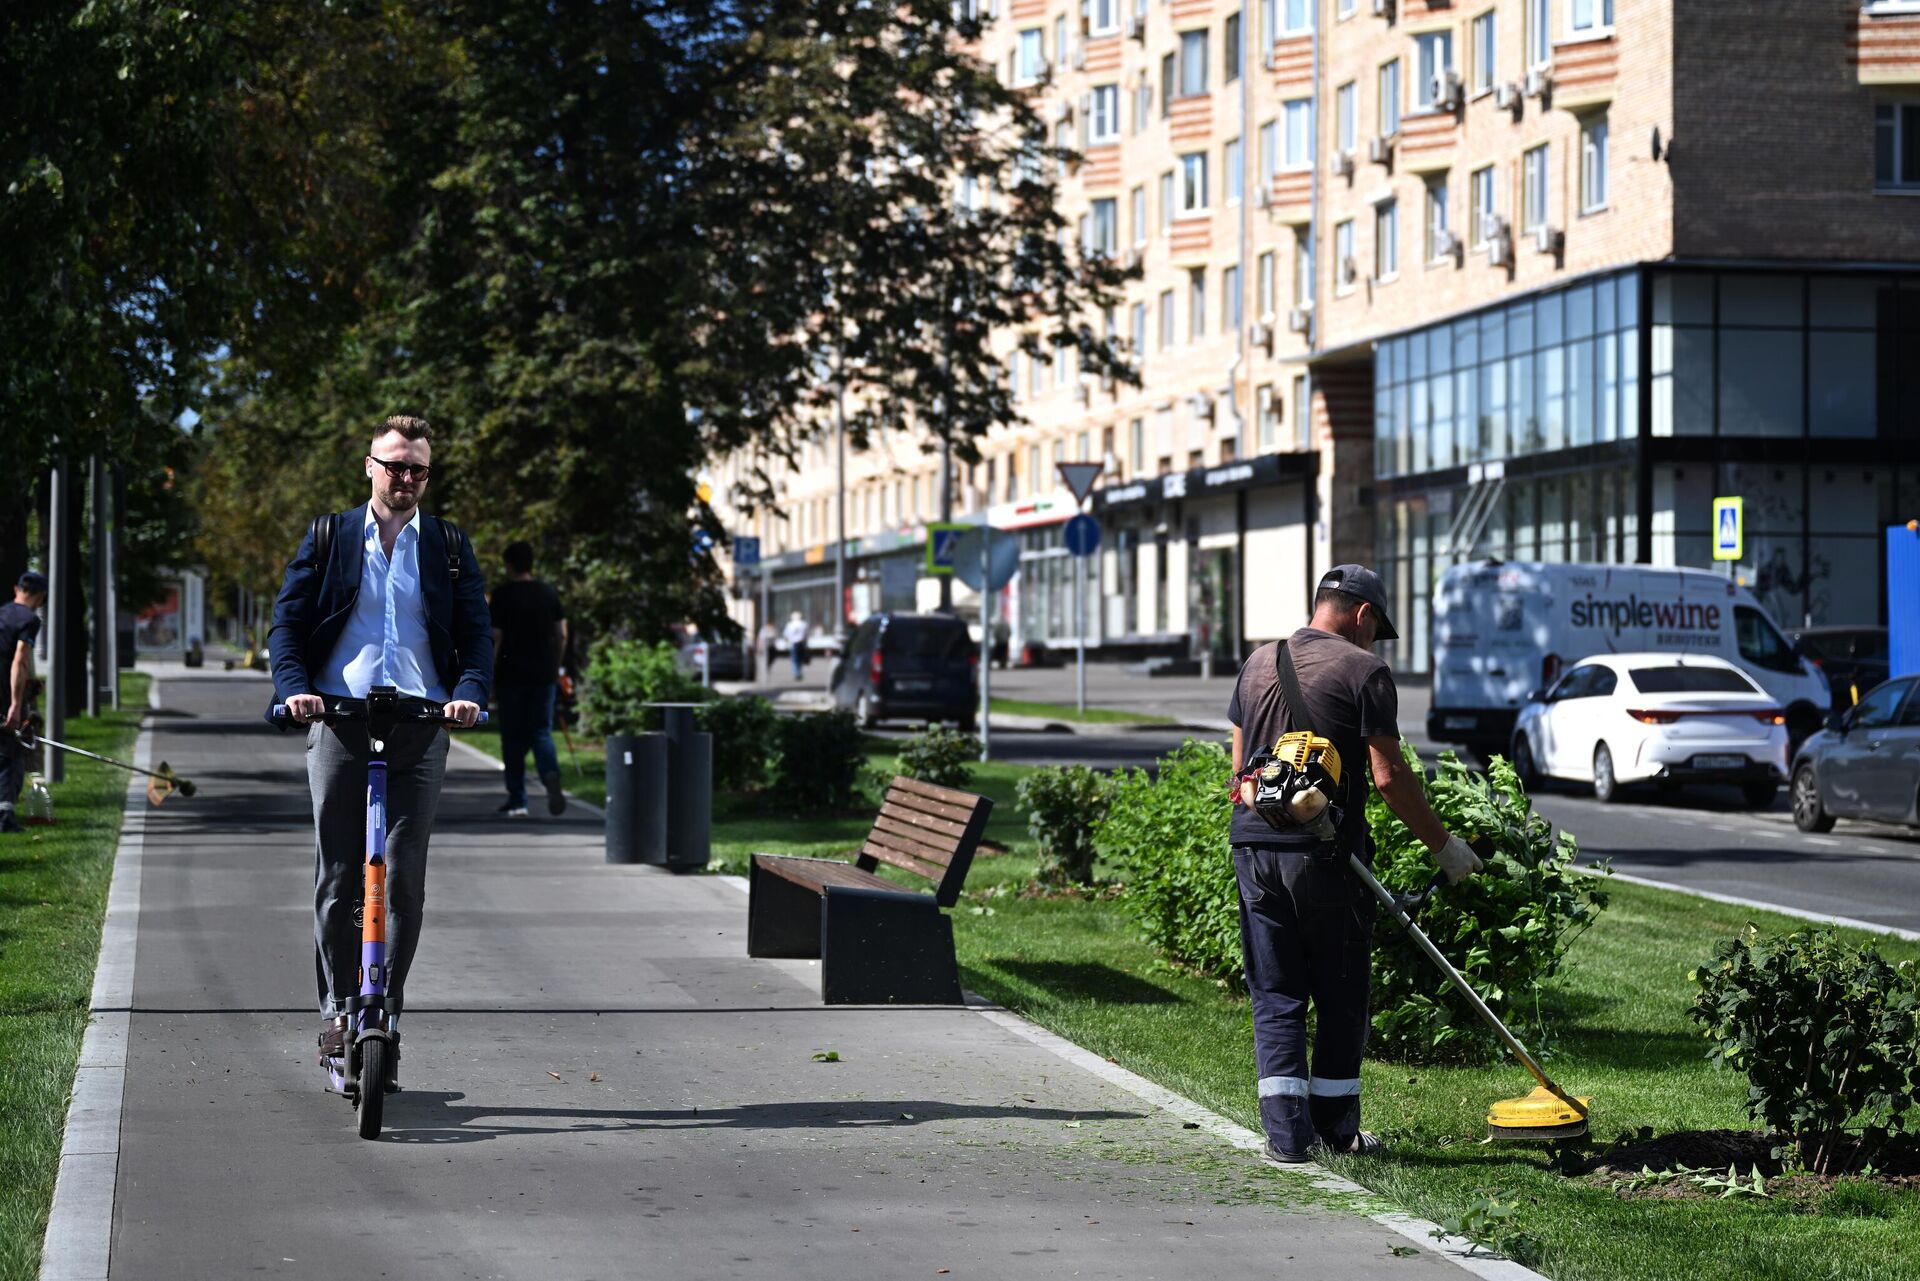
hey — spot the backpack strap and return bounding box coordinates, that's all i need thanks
[1274,640,1310,737]
[308,513,336,572]
[432,514,468,582]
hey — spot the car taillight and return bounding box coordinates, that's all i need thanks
[871,650,884,678]
[1753,710,1786,725]
[1627,709,1681,725]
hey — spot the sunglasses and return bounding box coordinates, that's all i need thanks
[368,455,432,481]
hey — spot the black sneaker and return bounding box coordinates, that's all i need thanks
[542,772,567,816]
[1261,1139,1312,1167]
[495,800,529,818]
[0,811,22,835]
[1315,1131,1385,1158]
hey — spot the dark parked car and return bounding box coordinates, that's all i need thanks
[1788,625,1888,713]
[831,612,978,730]
[1791,673,1920,832]
[676,638,750,682]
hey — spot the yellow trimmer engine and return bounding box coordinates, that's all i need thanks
[1238,731,1344,842]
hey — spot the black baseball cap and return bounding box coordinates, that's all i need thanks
[16,570,47,596]
[1318,564,1398,641]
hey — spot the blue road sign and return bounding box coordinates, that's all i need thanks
[927,522,970,575]
[734,536,761,568]
[1063,513,1101,557]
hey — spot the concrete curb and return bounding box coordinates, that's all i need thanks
[710,873,1548,1281]
[39,704,156,1281]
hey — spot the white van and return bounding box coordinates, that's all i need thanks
[1429,562,1830,760]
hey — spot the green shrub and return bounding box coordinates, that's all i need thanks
[768,710,868,813]
[578,639,707,735]
[895,725,980,790]
[699,695,780,792]
[1016,765,1111,885]
[1097,739,1241,980]
[1367,744,1610,1063]
[1689,928,1919,1175]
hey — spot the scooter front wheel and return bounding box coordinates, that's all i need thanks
[356,1040,388,1139]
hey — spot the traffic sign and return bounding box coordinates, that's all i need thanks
[1063,513,1101,557]
[734,536,761,568]
[1712,496,1743,562]
[953,527,1020,592]
[926,522,970,576]
[1056,461,1104,506]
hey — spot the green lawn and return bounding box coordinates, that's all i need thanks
[988,696,1176,726]
[0,673,149,1281]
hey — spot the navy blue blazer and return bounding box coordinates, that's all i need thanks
[268,504,494,718]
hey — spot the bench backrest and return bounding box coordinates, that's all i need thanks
[856,776,994,908]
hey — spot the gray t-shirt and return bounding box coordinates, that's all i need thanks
[1227,626,1400,850]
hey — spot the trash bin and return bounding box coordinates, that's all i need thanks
[653,703,712,872]
[603,732,667,865]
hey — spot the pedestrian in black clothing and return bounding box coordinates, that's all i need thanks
[490,542,569,817]
[1,571,48,834]
[1227,564,1483,1163]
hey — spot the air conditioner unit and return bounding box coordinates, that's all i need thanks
[1339,255,1358,286]
[1480,212,1509,246]
[1128,14,1146,42]
[1072,43,1087,70]
[1287,306,1314,333]
[1254,185,1272,209]
[1524,68,1551,99]
[1077,378,1094,405]
[1256,384,1276,411]
[1124,247,1144,270]
[1190,393,1216,421]
[1430,70,1463,112]
[1368,135,1393,165]
[1372,0,1395,18]
[1054,99,1074,123]
[1487,223,1514,268]
[1263,48,1278,71]
[1534,224,1564,256]
[1432,228,1461,259]
[1250,321,1274,353]
[1079,92,1093,116]
[1493,81,1520,113]
[1332,150,1356,178]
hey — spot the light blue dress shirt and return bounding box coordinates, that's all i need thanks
[319,507,448,701]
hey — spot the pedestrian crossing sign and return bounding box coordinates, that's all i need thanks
[1712,496,1743,562]
[926,522,969,576]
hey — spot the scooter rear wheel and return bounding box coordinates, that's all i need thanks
[356,1040,388,1139]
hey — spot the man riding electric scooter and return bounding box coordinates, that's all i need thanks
[268,415,491,1088]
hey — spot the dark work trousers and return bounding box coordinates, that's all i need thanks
[1234,843,1377,1155]
[308,720,448,1019]
[0,728,28,819]
[495,681,560,809]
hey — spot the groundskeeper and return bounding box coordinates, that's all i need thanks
[1228,564,1483,1163]
[268,415,491,1081]
[0,571,48,834]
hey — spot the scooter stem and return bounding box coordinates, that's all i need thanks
[1348,854,1588,1119]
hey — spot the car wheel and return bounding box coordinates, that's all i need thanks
[1592,742,1621,804]
[1741,782,1779,810]
[1791,764,1836,833]
[855,691,879,730]
[1511,734,1541,791]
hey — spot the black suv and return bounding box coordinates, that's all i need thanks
[831,612,978,730]
[1789,625,1888,712]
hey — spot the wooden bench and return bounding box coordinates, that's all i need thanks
[747,776,993,1005]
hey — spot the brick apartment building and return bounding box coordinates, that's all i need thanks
[716,0,1920,675]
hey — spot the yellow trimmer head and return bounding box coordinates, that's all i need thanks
[1488,1085,1591,1143]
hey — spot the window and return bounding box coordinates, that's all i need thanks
[1523,143,1549,230]
[1030,346,1045,394]
[1087,198,1118,256]
[1134,80,1152,132]
[1527,0,1552,66]
[1130,185,1148,245]
[1055,15,1069,64]
[1007,350,1020,401]
[1179,151,1209,213]
[1581,115,1609,212]
[1568,0,1613,36]
[1161,53,1175,117]
[1224,264,1242,330]
[1259,120,1279,184]
[1130,302,1147,356]
[1089,0,1120,36]
[1158,170,1175,232]
[1224,137,1243,204]
[1735,606,1800,674]
[1339,0,1357,16]
[1336,82,1357,155]
[1426,180,1450,261]
[1375,199,1399,280]
[1470,164,1499,246]
[1257,250,1276,315]
[1158,288,1176,349]
[1225,12,1242,83]
[1471,10,1497,94]
[1016,29,1046,85]
[1090,84,1120,142]
[1283,0,1313,33]
[1283,98,1315,169]
[1055,120,1071,180]
[1294,232,1314,304]
[1257,384,1279,447]
[1334,219,1356,292]
[1848,678,1913,730]
[1294,377,1312,449]
[1627,666,1761,696]
[1188,268,1207,340]
[1875,104,1920,190]
[1054,342,1069,387]
[1129,418,1145,474]
[1379,60,1402,137]
[1415,32,1454,109]
[1178,30,1209,97]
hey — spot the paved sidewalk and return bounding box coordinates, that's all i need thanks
[73,672,1474,1280]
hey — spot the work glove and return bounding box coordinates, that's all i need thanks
[1434,834,1485,884]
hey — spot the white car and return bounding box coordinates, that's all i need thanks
[1510,653,1790,807]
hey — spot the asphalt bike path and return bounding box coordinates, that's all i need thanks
[91,673,1476,1280]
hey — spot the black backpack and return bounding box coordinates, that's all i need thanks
[308,511,469,583]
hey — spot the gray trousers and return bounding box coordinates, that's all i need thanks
[307,721,448,1018]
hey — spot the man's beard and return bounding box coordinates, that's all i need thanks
[382,485,420,512]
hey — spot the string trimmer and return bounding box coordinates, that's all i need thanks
[1350,854,1591,1144]
[5,722,197,804]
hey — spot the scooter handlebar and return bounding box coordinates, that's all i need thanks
[270,700,487,729]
